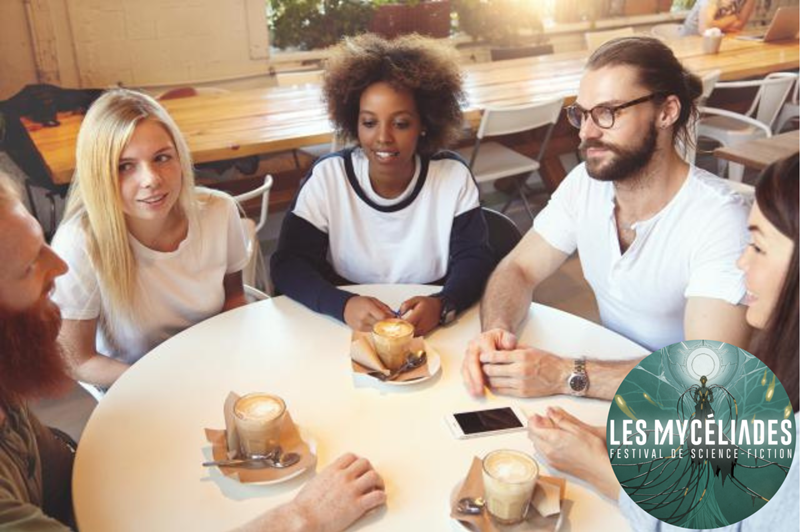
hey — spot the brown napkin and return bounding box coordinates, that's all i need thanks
[450,457,567,532]
[204,392,317,483]
[350,331,430,382]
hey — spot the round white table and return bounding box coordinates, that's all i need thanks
[73,285,648,531]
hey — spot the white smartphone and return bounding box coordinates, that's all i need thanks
[445,406,528,439]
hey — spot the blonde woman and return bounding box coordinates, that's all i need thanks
[52,89,248,388]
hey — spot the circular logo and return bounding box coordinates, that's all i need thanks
[607,341,796,528]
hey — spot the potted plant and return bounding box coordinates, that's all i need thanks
[269,0,375,51]
[453,0,552,59]
[368,0,452,40]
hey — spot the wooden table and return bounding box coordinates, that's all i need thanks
[27,36,799,186]
[73,284,647,532]
[713,129,799,170]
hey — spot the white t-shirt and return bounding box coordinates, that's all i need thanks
[52,190,249,365]
[292,148,481,284]
[533,163,749,352]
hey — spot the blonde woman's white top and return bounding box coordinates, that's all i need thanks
[52,191,249,365]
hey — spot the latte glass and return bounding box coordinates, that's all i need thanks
[233,393,286,457]
[372,318,414,370]
[482,449,539,525]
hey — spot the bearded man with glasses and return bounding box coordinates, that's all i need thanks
[462,36,751,400]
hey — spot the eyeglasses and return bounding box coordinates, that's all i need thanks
[566,93,664,130]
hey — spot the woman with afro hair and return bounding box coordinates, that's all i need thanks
[271,33,495,335]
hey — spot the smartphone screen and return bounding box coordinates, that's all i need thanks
[454,407,524,435]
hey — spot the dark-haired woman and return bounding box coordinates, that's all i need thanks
[527,154,799,531]
[271,34,495,335]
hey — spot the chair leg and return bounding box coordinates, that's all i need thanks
[47,192,58,240]
[727,162,745,183]
[716,158,728,179]
[515,178,536,222]
[24,180,40,222]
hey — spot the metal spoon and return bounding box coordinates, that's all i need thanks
[270,451,301,468]
[368,351,427,381]
[202,446,295,468]
[457,496,485,515]
[202,454,274,468]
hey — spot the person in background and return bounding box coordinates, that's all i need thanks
[462,36,751,400]
[51,89,249,389]
[271,33,495,336]
[681,0,757,36]
[0,172,386,531]
[528,154,799,531]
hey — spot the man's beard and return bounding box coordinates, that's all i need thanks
[580,122,658,183]
[0,298,72,406]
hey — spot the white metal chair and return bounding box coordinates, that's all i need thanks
[585,27,635,52]
[651,23,684,41]
[244,284,270,302]
[696,73,796,181]
[774,73,799,133]
[233,174,273,292]
[457,97,564,221]
[79,381,105,402]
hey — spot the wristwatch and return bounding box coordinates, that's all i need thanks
[431,293,457,326]
[566,358,589,396]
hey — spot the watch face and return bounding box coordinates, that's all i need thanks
[569,374,588,392]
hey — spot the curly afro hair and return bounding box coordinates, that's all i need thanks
[322,33,465,156]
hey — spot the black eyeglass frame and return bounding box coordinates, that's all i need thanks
[566,93,666,130]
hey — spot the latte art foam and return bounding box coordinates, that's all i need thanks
[373,319,414,338]
[485,455,538,482]
[235,394,284,421]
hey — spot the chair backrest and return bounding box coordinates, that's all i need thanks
[233,174,273,233]
[585,27,635,52]
[752,73,798,127]
[482,207,522,263]
[78,381,105,402]
[650,23,683,41]
[156,86,229,100]
[275,70,324,87]
[244,284,270,302]
[477,97,564,139]
[700,69,722,102]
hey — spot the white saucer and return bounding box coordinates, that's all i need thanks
[231,427,317,486]
[356,340,442,387]
[449,478,565,532]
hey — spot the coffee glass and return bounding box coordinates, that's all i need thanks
[482,449,539,525]
[372,318,414,370]
[233,393,286,457]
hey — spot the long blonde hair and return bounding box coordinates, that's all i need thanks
[62,88,198,321]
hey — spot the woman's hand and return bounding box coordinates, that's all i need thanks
[527,407,619,501]
[399,296,442,336]
[343,296,394,332]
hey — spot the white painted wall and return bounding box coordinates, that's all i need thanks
[0,0,38,99]
[68,0,269,88]
[0,0,270,99]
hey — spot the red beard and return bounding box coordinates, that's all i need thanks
[0,297,72,407]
